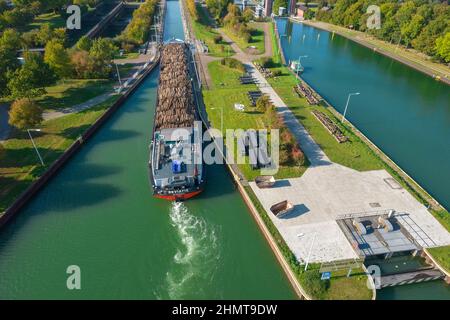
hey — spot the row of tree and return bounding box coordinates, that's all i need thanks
[315,0,450,63]
[119,0,158,46]
[0,24,117,99]
[223,4,254,43]
[0,0,100,33]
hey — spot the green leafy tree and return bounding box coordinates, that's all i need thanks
[76,35,93,52]
[0,46,20,97]
[273,0,288,15]
[8,98,43,130]
[0,28,21,50]
[44,40,72,78]
[435,32,450,63]
[7,52,55,98]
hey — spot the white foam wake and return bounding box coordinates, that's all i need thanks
[164,202,220,299]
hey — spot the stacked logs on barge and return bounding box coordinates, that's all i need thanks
[155,43,196,130]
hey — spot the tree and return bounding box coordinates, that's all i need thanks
[0,46,19,97]
[8,98,43,130]
[273,0,288,15]
[435,32,450,63]
[37,23,53,46]
[256,95,272,113]
[0,28,21,50]
[76,35,93,51]
[243,7,253,23]
[7,52,55,98]
[70,49,94,79]
[45,40,72,79]
[187,0,198,21]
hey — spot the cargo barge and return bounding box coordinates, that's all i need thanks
[149,42,205,201]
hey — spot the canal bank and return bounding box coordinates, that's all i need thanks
[298,19,450,86]
[0,0,296,299]
[275,18,450,215]
[274,18,450,299]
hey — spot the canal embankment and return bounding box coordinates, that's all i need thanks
[271,18,450,298]
[0,53,161,228]
[0,0,297,299]
[183,2,375,300]
[297,19,450,86]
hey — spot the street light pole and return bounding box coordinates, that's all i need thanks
[27,129,44,166]
[341,92,360,123]
[304,232,317,272]
[297,55,307,74]
[115,63,122,87]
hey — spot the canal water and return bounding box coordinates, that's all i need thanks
[276,18,450,300]
[276,19,450,211]
[0,1,295,299]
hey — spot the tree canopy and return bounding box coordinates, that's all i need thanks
[315,0,450,63]
[8,98,43,130]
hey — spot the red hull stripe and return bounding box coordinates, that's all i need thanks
[154,189,203,201]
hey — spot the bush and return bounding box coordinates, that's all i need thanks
[260,57,274,68]
[255,95,272,113]
[213,35,223,44]
[299,269,329,299]
[272,69,282,76]
[220,57,245,72]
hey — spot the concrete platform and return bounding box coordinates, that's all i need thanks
[250,164,450,263]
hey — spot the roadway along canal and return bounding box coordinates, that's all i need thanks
[277,19,450,211]
[0,1,296,299]
[277,18,450,300]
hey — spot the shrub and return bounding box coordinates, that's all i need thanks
[272,69,282,76]
[220,57,245,72]
[299,269,329,299]
[260,57,274,68]
[213,35,223,44]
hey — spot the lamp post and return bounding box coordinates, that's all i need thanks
[27,129,44,166]
[210,107,223,135]
[304,232,317,272]
[115,63,122,87]
[341,92,360,123]
[297,55,308,74]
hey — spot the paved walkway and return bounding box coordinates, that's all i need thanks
[220,27,450,263]
[43,92,115,121]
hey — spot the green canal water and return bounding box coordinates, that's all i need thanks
[0,1,296,299]
[277,18,450,300]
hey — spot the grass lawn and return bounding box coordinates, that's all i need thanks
[191,4,234,57]
[221,22,265,54]
[267,68,385,171]
[203,61,308,180]
[0,96,119,213]
[22,12,66,32]
[37,79,114,112]
[428,246,450,273]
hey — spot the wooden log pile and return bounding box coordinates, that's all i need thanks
[311,110,348,143]
[155,43,196,130]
